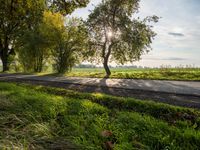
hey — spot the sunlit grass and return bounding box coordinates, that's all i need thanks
[2,67,200,81]
[64,68,200,81]
[1,82,200,149]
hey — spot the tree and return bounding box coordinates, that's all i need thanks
[48,0,90,15]
[52,18,88,74]
[17,11,88,73]
[17,11,64,72]
[0,0,90,72]
[0,0,45,72]
[87,0,159,77]
[17,28,50,72]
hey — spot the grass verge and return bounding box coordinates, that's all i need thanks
[1,82,200,149]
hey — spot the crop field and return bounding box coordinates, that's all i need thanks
[65,68,200,81]
[1,82,200,149]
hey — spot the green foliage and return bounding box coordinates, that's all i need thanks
[51,18,89,74]
[0,0,46,71]
[16,11,88,74]
[1,82,200,149]
[0,0,90,72]
[18,29,49,72]
[65,68,200,81]
[87,0,158,76]
[25,84,200,129]
[17,11,65,72]
[49,0,90,15]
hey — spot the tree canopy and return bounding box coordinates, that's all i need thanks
[87,0,159,76]
[51,17,89,73]
[0,0,46,71]
[0,0,90,72]
[48,0,90,15]
[16,10,88,73]
[0,0,159,76]
[16,10,63,72]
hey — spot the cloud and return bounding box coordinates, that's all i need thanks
[168,32,184,37]
[197,16,200,24]
[144,56,187,61]
[162,57,187,60]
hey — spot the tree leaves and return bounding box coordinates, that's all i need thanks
[87,0,158,69]
[52,17,89,73]
[48,0,90,15]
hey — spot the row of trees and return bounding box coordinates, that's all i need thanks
[0,0,158,76]
[17,11,88,73]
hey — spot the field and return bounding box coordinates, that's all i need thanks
[2,66,200,81]
[1,82,200,149]
[65,68,200,81]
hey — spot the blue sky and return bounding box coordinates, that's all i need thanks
[72,0,200,67]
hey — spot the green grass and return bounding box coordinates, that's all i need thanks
[64,68,200,81]
[1,82,200,149]
[2,67,200,81]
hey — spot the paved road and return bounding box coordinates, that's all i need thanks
[1,73,200,109]
[0,73,199,96]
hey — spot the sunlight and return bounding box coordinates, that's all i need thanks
[107,31,113,38]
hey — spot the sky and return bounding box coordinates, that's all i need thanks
[72,0,200,67]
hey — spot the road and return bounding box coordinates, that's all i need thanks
[0,73,199,96]
[0,73,200,109]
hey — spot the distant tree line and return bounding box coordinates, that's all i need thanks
[0,0,158,76]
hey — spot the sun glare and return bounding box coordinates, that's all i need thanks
[107,31,113,38]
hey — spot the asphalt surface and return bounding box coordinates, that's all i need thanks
[0,73,200,109]
[0,73,199,96]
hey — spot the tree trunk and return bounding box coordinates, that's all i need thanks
[0,37,10,72]
[1,48,9,72]
[2,56,9,72]
[103,57,111,77]
[102,43,113,78]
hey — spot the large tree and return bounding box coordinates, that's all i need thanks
[0,0,90,72]
[87,0,159,77]
[0,0,45,72]
[51,17,88,74]
[17,11,88,73]
[17,11,64,72]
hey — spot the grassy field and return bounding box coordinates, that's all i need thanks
[64,68,200,81]
[1,66,200,81]
[1,82,200,149]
